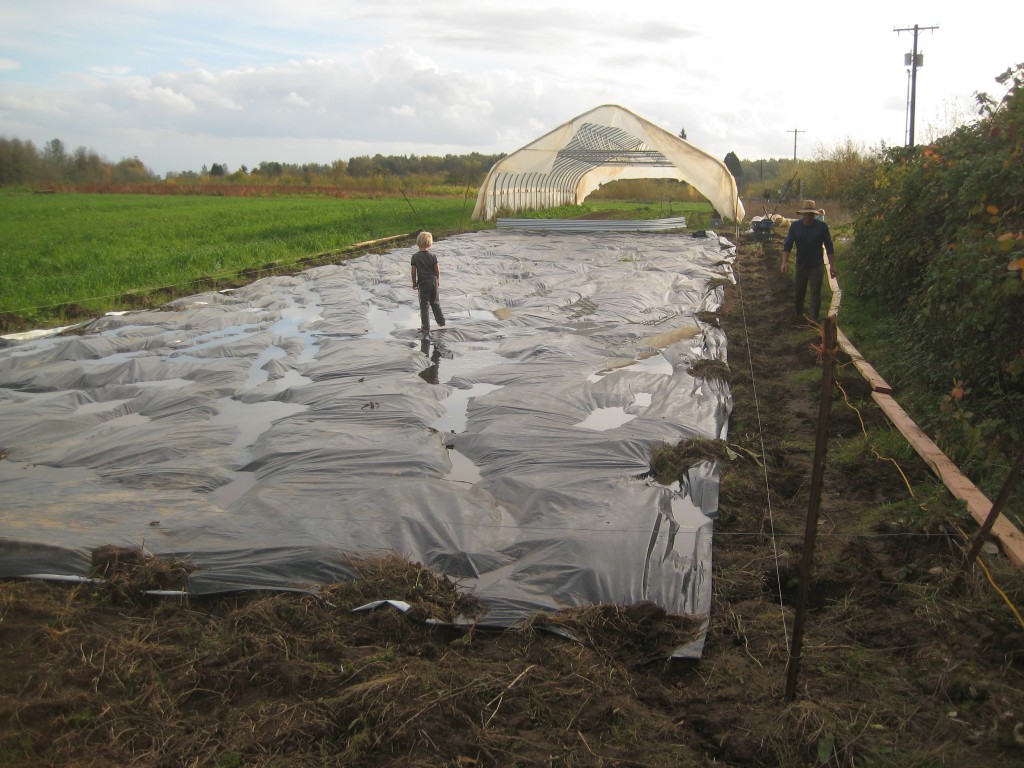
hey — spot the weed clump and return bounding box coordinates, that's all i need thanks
[89,544,194,601]
[650,438,727,485]
[687,359,731,381]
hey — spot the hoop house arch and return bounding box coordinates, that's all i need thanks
[472,104,745,222]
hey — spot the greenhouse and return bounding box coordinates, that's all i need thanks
[472,104,745,222]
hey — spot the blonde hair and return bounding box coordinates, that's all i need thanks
[416,231,433,249]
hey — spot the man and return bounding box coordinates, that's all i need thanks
[781,199,836,323]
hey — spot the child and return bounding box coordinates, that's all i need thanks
[410,231,446,334]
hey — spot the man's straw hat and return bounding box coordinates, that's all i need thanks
[796,199,822,214]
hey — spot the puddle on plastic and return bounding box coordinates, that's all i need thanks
[670,493,712,527]
[574,392,651,431]
[633,392,653,407]
[444,448,483,485]
[415,336,508,388]
[574,407,636,431]
[365,305,419,338]
[450,309,499,321]
[268,290,324,365]
[433,383,503,433]
[210,397,308,451]
[246,345,287,388]
[269,369,313,391]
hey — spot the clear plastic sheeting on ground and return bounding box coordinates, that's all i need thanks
[0,230,735,658]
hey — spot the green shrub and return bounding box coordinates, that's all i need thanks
[847,62,1024,486]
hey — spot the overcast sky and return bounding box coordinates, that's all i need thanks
[0,0,1020,176]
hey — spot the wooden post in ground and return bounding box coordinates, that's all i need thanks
[784,316,837,701]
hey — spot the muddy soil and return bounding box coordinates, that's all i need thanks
[2,233,1024,767]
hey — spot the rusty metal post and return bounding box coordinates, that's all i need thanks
[953,456,1024,586]
[784,316,837,701]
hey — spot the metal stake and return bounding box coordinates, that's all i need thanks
[953,456,1024,586]
[784,316,837,701]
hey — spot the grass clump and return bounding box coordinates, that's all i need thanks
[650,438,728,485]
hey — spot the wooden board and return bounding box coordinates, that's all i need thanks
[836,327,894,395]
[871,392,1024,566]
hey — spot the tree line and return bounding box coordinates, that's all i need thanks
[0,137,156,187]
[3,130,886,207]
[0,136,505,189]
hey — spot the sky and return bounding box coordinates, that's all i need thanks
[0,0,1020,177]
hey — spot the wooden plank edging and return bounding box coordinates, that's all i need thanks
[835,327,894,395]
[870,392,1024,566]
[826,257,1022,563]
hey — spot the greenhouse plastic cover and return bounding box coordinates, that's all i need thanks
[0,230,734,656]
[472,104,746,223]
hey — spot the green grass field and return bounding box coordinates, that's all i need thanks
[0,192,712,330]
[0,192,486,326]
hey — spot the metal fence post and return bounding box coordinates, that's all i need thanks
[784,316,837,701]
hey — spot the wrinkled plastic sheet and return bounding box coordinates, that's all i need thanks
[0,230,735,657]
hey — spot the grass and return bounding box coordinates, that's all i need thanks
[0,191,489,326]
[0,192,716,331]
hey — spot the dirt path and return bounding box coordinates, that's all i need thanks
[2,233,1023,767]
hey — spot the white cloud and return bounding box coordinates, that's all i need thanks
[88,65,133,77]
[125,84,197,113]
[0,0,1018,175]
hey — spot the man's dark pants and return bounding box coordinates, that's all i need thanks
[794,262,824,321]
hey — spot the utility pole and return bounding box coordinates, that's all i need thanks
[788,128,804,161]
[904,69,912,145]
[894,23,939,147]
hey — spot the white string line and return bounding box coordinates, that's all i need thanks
[734,257,791,651]
[224,512,961,538]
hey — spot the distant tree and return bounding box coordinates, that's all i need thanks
[255,161,283,178]
[347,156,373,177]
[41,138,68,183]
[112,157,155,183]
[209,163,227,177]
[723,151,743,188]
[69,145,107,184]
[43,138,66,165]
[0,137,41,185]
[679,127,687,140]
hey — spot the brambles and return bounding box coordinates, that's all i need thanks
[847,62,1024,496]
